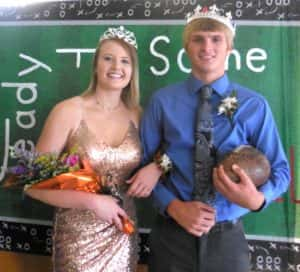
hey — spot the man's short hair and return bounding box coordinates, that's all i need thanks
[183,18,234,50]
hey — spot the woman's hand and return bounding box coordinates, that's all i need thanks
[87,194,129,231]
[126,162,162,198]
[25,188,129,231]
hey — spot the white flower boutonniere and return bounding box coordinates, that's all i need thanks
[218,90,238,123]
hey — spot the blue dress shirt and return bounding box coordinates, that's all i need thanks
[140,73,290,222]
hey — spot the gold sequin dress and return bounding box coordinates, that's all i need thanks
[52,120,142,272]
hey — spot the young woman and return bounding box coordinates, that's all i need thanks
[25,26,141,272]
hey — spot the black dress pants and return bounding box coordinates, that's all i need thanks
[148,215,250,272]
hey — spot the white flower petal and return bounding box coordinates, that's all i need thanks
[218,92,238,119]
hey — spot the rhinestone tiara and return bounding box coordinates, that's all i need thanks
[186,5,236,36]
[99,26,138,49]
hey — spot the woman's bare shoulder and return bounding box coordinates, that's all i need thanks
[47,96,83,122]
[53,96,82,113]
[42,96,83,133]
[35,96,83,153]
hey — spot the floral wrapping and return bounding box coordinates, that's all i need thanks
[4,145,134,235]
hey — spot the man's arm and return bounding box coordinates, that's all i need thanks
[214,96,290,211]
[254,98,290,206]
[138,93,178,214]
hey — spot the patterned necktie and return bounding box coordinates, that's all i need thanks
[193,85,215,205]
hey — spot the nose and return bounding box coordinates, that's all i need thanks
[111,59,121,69]
[201,39,212,51]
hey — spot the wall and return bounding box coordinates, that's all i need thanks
[0,1,300,271]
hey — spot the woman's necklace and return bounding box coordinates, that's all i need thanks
[95,95,121,112]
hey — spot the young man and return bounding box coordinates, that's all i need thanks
[128,5,290,272]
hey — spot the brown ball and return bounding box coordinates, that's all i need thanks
[219,145,271,187]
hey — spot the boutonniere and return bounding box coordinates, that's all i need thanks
[218,90,238,123]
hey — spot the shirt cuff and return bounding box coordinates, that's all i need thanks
[151,183,177,216]
[251,198,266,212]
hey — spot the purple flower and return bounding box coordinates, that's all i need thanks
[65,154,79,167]
[10,165,27,175]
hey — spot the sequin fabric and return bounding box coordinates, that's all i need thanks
[52,120,142,272]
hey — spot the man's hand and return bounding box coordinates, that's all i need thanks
[167,199,216,237]
[213,164,265,210]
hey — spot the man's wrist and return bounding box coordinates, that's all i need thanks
[166,199,181,218]
[251,193,266,212]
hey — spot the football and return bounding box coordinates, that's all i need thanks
[218,145,271,187]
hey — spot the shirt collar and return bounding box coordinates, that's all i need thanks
[187,73,230,98]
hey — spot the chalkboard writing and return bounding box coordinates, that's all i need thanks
[0,0,299,21]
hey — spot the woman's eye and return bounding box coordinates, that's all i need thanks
[121,59,130,64]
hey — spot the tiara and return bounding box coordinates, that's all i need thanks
[186,5,236,36]
[99,26,138,49]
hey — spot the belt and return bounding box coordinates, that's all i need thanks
[210,218,240,233]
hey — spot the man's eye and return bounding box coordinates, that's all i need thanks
[103,56,112,61]
[212,37,221,43]
[193,37,203,43]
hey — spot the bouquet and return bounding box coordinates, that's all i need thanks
[3,146,134,235]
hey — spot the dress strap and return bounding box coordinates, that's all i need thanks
[78,95,85,124]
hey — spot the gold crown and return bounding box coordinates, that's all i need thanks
[99,26,138,49]
[186,5,236,36]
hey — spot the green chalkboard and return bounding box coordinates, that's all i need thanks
[0,24,299,237]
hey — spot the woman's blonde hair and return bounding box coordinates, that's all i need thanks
[82,38,140,111]
[183,18,234,50]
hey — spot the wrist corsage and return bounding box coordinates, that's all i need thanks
[154,151,172,176]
